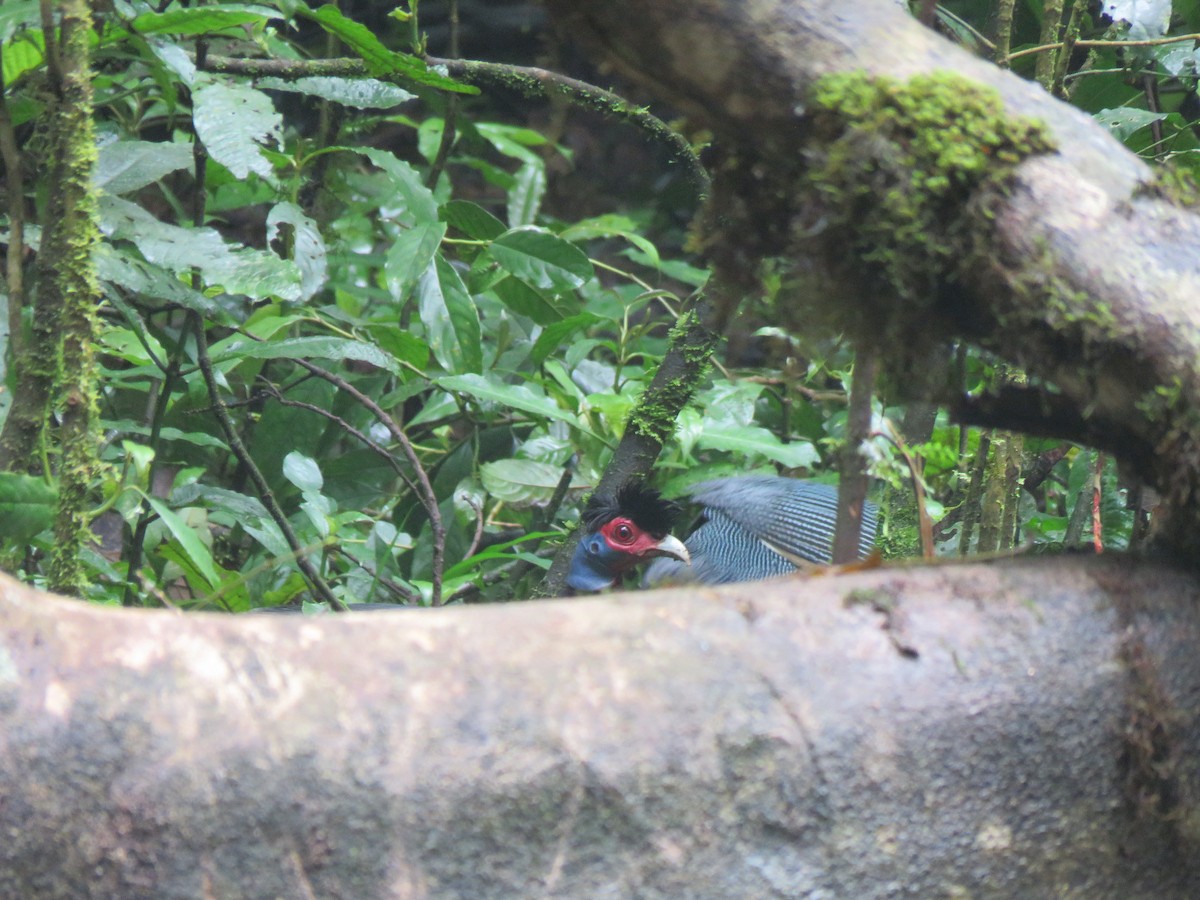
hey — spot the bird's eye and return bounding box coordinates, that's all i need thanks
[613,522,635,543]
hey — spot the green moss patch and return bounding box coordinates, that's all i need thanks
[802,71,1055,306]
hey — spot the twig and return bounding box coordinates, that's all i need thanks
[196,52,710,198]
[833,347,877,564]
[1006,32,1200,64]
[424,0,459,190]
[286,357,447,605]
[462,494,485,562]
[193,319,345,610]
[260,384,420,496]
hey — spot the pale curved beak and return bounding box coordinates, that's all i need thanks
[651,534,690,565]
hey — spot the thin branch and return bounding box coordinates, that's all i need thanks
[284,357,447,606]
[994,0,1016,66]
[832,348,877,564]
[462,495,485,562]
[196,52,710,198]
[0,43,25,368]
[425,0,459,190]
[1034,0,1065,90]
[260,384,419,494]
[192,318,345,611]
[1006,32,1200,64]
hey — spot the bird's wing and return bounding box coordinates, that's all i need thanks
[642,508,800,587]
[687,476,878,565]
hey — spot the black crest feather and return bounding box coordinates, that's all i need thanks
[581,482,680,537]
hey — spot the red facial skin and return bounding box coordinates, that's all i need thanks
[598,517,666,571]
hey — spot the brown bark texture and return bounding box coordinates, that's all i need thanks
[2,558,1200,898]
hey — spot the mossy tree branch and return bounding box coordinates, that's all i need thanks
[546,0,1200,561]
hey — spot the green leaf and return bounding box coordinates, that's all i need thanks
[443,530,559,579]
[474,122,550,164]
[492,276,578,325]
[257,76,415,109]
[143,495,221,591]
[0,0,40,44]
[267,202,327,301]
[356,146,439,224]
[192,78,282,180]
[95,246,223,316]
[109,421,229,450]
[559,214,662,268]
[530,312,603,364]
[697,425,821,469]
[174,484,289,557]
[94,140,194,195]
[1,25,43,89]
[480,459,589,508]
[0,472,56,542]
[366,325,430,370]
[439,200,506,240]
[623,249,710,287]
[438,374,595,435]
[304,5,476,93]
[507,160,546,228]
[1094,107,1168,141]
[100,196,301,300]
[283,451,323,492]
[490,227,593,293]
[132,5,278,36]
[385,221,447,302]
[212,335,405,376]
[418,256,483,373]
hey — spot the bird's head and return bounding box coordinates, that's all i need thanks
[567,483,691,592]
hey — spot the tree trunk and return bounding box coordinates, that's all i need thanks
[2,560,1199,896]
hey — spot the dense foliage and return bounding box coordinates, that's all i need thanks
[1,0,1193,608]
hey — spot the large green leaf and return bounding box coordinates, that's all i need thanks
[356,146,439,224]
[530,312,603,364]
[212,335,405,376]
[507,160,546,228]
[385,221,447,302]
[143,495,221,591]
[95,140,194,195]
[1094,107,1168,141]
[99,196,301,300]
[132,5,278,35]
[282,451,323,492]
[480,459,589,508]
[267,202,328,301]
[490,227,593,293]
[304,5,476,93]
[438,374,594,435]
[0,0,39,42]
[439,200,506,240]
[257,75,415,109]
[492,276,578,325]
[0,472,56,541]
[559,214,662,268]
[474,122,550,164]
[94,245,223,316]
[697,425,821,469]
[193,78,282,180]
[366,326,430,370]
[418,256,483,374]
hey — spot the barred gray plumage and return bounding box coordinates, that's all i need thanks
[643,476,878,587]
